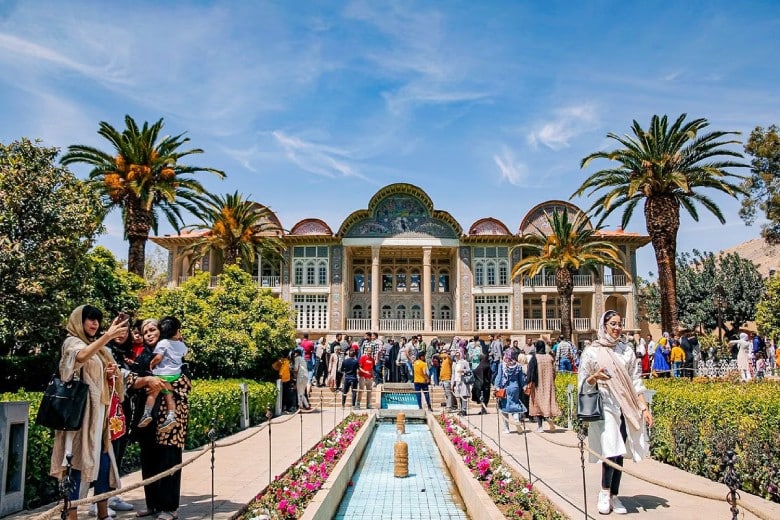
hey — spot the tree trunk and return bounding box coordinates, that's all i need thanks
[125,198,153,277]
[556,267,575,340]
[645,195,680,333]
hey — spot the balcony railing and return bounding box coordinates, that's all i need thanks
[253,275,280,288]
[523,275,556,287]
[546,318,561,331]
[432,319,455,332]
[379,319,424,332]
[574,318,592,331]
[603,274,628,286]
[524,319,543,331]
[573,274,593,287]
[346,318,371,331]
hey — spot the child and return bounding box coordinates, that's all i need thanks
[138,316,187,432]
[756,352,767,381]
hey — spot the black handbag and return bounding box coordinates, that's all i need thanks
[35,371,89,431]
[577,387,603,422]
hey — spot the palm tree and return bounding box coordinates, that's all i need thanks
[512,209,628,339]
[573,114,746,333]
[183,191,286,272]
[61,115,225,276]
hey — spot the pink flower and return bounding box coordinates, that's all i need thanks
[278,499,288,512]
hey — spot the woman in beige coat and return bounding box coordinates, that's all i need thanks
[50,306,164,520]
[526,340,561,432]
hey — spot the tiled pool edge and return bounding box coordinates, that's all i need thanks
[427,413,505,520]
[299,412,376,520]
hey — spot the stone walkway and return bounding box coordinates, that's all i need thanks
[10,405,780,520]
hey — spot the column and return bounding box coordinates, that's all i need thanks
[423,247,432,332]
[371,246,380,331]
[541,294,548,331]
[171,247,180,286]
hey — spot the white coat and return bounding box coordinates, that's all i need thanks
[578,342,649,463]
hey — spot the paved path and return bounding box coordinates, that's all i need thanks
[11,405,780,520]
[461,407,780,520]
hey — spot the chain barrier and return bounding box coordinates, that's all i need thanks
[478,410,774,520]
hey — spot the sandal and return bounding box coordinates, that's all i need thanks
[135,510,158,518]
[156,511,178,520]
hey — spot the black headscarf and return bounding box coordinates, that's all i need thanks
[526,340,547,385]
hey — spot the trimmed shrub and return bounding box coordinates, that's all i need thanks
[555,373,780,502]
[1,379,277,508]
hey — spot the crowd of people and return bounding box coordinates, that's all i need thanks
[50,306,190,520]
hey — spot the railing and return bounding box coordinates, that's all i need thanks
[573,274,593,287]
[524,319,543,331]
[177,275,191,285]
[253,275,280,288]
[603,274,628,286]
[346,318,371,331]
[574,318,591,331]
[432,319,455,332]
[522,275,556,287]
[546,318,561,331]
[379,319,424,332]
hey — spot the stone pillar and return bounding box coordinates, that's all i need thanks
[170,247,179,286]
[541,294,548,331]
[423,247,432,332]
[371,246,380,331]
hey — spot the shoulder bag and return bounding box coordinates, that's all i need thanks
[577,386,603,422]
[35,370,89,431]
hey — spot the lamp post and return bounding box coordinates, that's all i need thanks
[713,284,726,344]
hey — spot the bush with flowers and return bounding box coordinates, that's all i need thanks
[437,414,566,520]
[240,413,368,520]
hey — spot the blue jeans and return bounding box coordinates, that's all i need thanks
[559,358,572,372]
[672,361,682,377]
[68,451,110,500]
[414,382,431,409]
[307,359,315,381]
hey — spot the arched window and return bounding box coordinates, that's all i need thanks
[294,261,304,286]
[486,261,496,285]
[354,269,366,292]
[382,270,393,292]
[410,304,421,319]
[498,260,508,286]
[352,305,363,319]
[318,260,328,285]
[381,305,392,319]
[410,269,421,292]
[440,305,451,320]
[439,270,450,292]
[305,260,316,285]
[396,304,406,319]
[474,263,484,286]
[396,270,407,292]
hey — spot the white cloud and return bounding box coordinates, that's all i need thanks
[493,146,529,186]
[528,104,599,150]
[272,131,367,181]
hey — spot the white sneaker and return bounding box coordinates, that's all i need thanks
[611,495,627,514]
[597,490,611,515]
[109,496,134,511]
[88,504,116,517]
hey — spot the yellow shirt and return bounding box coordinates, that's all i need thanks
[413,359,429,383]
[670,346,685,363]
[272,358,291,382]
[440,353,452,381]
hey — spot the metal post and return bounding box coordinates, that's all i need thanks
[723,449,741,520]
[479,405,484,440]
[320,389,324,438]
[521,417,532,483]
[60,453,74,520]
[566,384,574,430]
[266,406,272,487]
[208,420,217,520]
[577,424,588,520]
[300,410,304,458]
[495,402,501,455]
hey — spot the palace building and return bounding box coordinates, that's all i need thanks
[150,183,650,343]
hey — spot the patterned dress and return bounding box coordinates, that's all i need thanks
[528,353,561,418]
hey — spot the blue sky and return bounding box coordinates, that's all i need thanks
[1,0,778,277]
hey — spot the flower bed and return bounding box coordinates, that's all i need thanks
[436,414,566,520]
[240,413,368,520]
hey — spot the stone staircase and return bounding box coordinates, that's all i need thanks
[305,383,448,409]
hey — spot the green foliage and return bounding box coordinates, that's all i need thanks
[741,125,780,244]
[139,265,296,379]
[0,139,104,355]
[555,374,780,502]
[756,274,780,341]
[0,379,276,508]
[83,246,146,316]
[637,250,763,335]
[0,353,57,392]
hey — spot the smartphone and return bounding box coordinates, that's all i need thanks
[602,368,612,379]
[117,312,128,322]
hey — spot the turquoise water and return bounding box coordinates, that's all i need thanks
[381,392,420,409]
[335,423,469,519]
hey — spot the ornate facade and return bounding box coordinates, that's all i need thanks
[150,183,650,343]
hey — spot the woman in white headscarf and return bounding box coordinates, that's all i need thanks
[578,310,653,515]
[729,332,753,382]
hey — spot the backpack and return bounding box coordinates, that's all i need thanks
[463,369,475,386]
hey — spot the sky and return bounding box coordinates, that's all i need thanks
[1,0,778,278]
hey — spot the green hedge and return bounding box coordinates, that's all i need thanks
[554,373,780,502]
[0,379,277,509]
